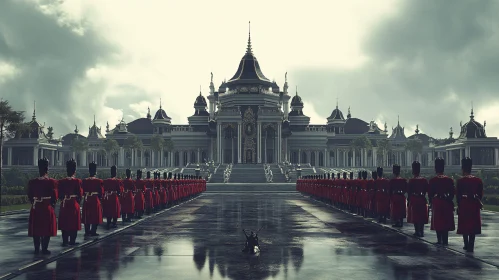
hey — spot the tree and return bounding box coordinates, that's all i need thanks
[124,135,143,167]
[405,139,423,161]
[0,99,28,211]
[150,134,164,166]
[349,136,372,166]
[376,139,392,167]
[102,139,120,166]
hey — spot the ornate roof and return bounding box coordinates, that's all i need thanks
[153,100,171,121]
[87,115,104,139]
[194,91,207,107]
[226,23,273,89]
[458,108,487,139]
[328,106,345,121]
[112,118,129,134]
[290,91,303,107]
[389,116,406,140]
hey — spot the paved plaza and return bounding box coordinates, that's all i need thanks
[1,190,499,280]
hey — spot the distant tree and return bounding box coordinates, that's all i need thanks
[71,137,89,153]
[349,136,372,166]
[102,139,120,166]
[151,134,164,166]
[0,99,28,211]
[124,135,143,166]
[376,139,392,167]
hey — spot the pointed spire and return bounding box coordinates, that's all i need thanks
[295,85,298,96]
[336,97,338,109]
[470,101,474,119]
[93,115,96,126]
[160,98,162,109]
[397,115,400,125]
[199,85,202,95]
[246,21,253,55]
[32,100,36,121]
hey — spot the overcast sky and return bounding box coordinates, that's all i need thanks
[1,0,498,139]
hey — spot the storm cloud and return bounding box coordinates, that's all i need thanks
[292,0,499,138]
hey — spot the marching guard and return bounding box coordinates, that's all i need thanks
[456,157,483,252]
[134,170,146,218]
[81,162,104,237]
[407,161,429,237]
[144,171,155,214]
[58,159,83,246]
[375,167,390,224]
[389,165,407,227]
[102,166,123,229]
[27,158,58,254]
[121,169,136,222]
[429,158,455,245]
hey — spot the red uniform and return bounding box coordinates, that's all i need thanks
[58,177,83,231]
[407,177,429,224]
[456,175,483,235]
[144,179,155,210]
[375,178,390,216]
[121,179,136,214]
[27,176,58,237]
[159,179,168,205]
[389,177,407,221]
[134,179,146,212]
[102,178,123,219]
[429,175,455,232]
[81,177,104,225]
[367,179,376,212]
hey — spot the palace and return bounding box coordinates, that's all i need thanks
[3,29,499,171]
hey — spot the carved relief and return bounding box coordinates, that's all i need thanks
[242,107,256,163]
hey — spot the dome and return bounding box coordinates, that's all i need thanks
[61,133,86,146]
[194,93,207,107]
[127,118,154,134]
[225,27,273,89]
[328,107,345,120]
[154,108,170,120]
[291,94,303,107]
[344,118,368,134]
[408,133,431,146]
[458,109,486,139]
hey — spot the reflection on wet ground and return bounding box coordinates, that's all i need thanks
[12,193,499,280]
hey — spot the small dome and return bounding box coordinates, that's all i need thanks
[328,107,345,120]
[459,109,486,139]
[154,108,170,120]
[291,94,303,107]
[194,93,207,107]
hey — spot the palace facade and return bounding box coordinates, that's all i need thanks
[3,30,499,170]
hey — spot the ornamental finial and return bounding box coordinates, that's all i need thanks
[32,100,36,121]
[246,21,253,54]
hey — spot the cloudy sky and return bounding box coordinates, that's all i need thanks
[1,0,498,139]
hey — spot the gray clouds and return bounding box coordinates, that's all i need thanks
[292,0,499,138]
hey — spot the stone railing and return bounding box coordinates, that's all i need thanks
[223,163,233,183]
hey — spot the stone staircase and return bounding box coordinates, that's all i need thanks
[209,164,226,183]
[270,165,287,183]
[229,164,267,183]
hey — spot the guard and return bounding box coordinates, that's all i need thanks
[375,167,390,224]
[134,170,146,218]
[27,158,58,254]
[389,165,407,227]
[102,166,123,229]
[456,157,483,252]
[58,159,83,246]
[81,162,104,237]
[121,169,136,222]
[429,158,455,245]
[407,161,429,237]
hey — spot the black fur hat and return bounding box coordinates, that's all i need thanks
[136,170,142,180]
[376,167,383,178]
[342,172,347,179]
[337,173,340,179]
[349,172,354,180]
[111,165,117,178]
[168,172,172,179]
[146,171,151,179]
[163,172,167,179]
[461,157,472,173]
[392,164,401,176]
[89,162,97,176]
[372,171,378,180]
[362,171,368,180]
[66,158,76,176]
[435,157,445,173]
[125,169,131,179]
[358,171,362,179]
[412,161,421,175]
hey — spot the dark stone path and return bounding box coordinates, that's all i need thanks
[2,193,499,280]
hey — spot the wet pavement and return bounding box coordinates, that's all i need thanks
[1,193,499,280]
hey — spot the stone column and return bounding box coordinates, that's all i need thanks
[257,122,262,163]
[373,147,377,167]
[448,150,453,166]
[238,122,242,163]
[82,150,87,166]
[151,150,156,167]
[7,147,12,166]
[314,151,319,166]
[277,123,282,163]
[306,151,311,165]
[325,148,328,167]
[33,146,39,166]
[465,146,470,158]
[459,149,463,163]
[352,150,356,167]
[217,123,221,163]
[197,148,201,164]
[495,148,499,166]
[51,150,55,166]
[298,148,301,164]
